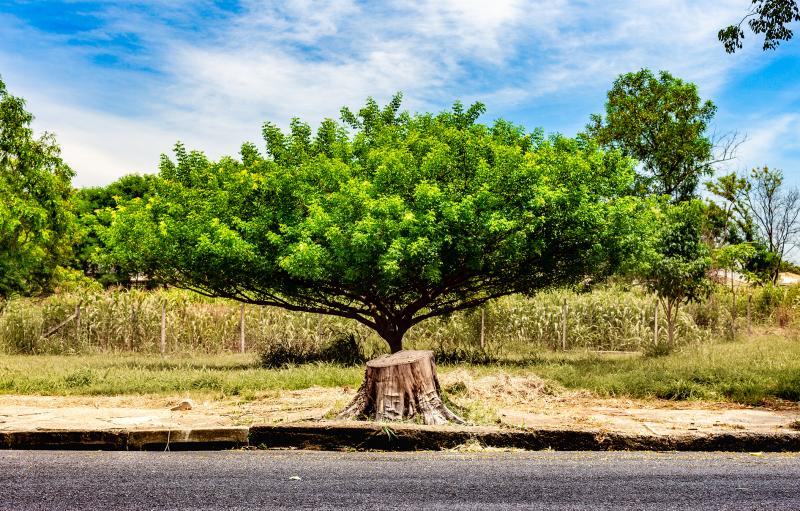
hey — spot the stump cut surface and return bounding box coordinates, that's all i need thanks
[338,350,465,425]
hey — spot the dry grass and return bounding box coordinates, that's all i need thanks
[3,284,798,357]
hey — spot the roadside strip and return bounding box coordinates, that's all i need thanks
[2,422,800,451]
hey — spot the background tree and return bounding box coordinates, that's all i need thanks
[106,96,643,422]
[72,173,156,286]
[704,171,778,282]
[713,242,759,340]
[720,0,799,53]
[704,172,754,247]
[587,69,739,203]
[643,200,712,348]
[742,166,800,281]
[0,77,74,299]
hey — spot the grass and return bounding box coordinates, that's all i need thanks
[495,331,800,405]
[2,331,799,407]
[0,353,363,397]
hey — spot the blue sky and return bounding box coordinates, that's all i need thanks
[1,0,799,188]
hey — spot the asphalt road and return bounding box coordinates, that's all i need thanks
[1,450,799,510]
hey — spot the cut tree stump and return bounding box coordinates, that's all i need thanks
[338,350,465,425]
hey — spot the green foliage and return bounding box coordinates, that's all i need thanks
[645,201,712,303]
[587,69,717,202]
[107,95,640,351]
[0,76,74,298]
[714,242,758,282]
[71,174,157,286]
[643,200,712,344]
[719,0,799,53]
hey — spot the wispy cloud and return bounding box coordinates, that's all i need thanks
[0,0,795,186]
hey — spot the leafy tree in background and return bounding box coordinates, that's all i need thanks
[705,171,778,283]
[714,242,758,339]
[644,200,712,347]
[587,69,737,203]
[704,172,755,246]
[720,0,799,53]
[0,77,74,299]
[742,166,800,282]
[72,173,156,286]
[106,95,644,353]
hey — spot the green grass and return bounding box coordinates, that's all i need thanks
[1,333,799,407]
[492,332,800,405]
[0,353,364,397]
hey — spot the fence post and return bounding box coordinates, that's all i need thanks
[75,302,81,344]
[130,304,137,351]
[561,299,568,351]
[653,300,659,345]
[239,303,246,354]
[747,293,752,335]
[160,302,166,355]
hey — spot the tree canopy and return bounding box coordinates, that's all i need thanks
[107,95,644,352]
[720,0,799,53]
[586,69,725,203]
[0,77,74,298]
[643,200,712,346]
[72,173,157,285]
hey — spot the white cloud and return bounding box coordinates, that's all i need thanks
[25,95,173,187]
[1,0,794,187]
[734,113,800,170]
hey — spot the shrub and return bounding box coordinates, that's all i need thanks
[259,332,366,368]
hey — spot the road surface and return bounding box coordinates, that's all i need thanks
[1,450,798,510]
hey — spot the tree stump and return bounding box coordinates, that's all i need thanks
[338,350,465,425]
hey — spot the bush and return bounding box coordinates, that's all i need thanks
[317,333,367,366]
[260,332,366,368]
[434,345,497,365]
[643,341,673,358]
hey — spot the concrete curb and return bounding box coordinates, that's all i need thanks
[249,423,800,452]
[2,423,799,451]
[0,428,249,451]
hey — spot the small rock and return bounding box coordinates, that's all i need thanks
[170,400,194,411]
[288,475,302,481]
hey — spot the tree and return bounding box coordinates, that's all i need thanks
[107,96,642,422]
[714,242,758,339]
[0,77,74,299]
[72,173,157,286]
[644,200,712,347]
[720,0,799,53]
[587,69,738,203]
[704,172,754,248]
[704,172,778,283]
[742,166,800,282]
[108,95,642,351]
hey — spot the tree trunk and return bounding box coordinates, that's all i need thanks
[377,324,408,354]
[667,302,676,347]
[338,350,465,425]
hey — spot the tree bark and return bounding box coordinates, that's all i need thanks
[376,322,409,354]
[338,350,465,425]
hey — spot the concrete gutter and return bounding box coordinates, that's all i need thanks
[2,422,800,451]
